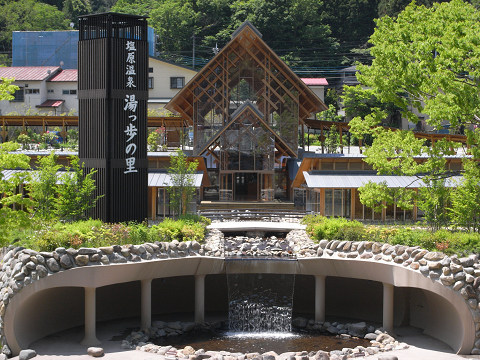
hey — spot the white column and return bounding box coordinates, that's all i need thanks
[383,282,394,333]
[141,279,152,331]
[315,275,326,322]
[81,287,101,346]
[195,275,205,324]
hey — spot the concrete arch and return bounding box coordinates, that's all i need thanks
[4,256,475,355]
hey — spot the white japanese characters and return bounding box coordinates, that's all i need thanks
[124,40,138,174]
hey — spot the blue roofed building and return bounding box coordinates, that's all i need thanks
[12,27,156,69]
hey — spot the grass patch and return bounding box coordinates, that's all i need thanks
[302,215,480,256]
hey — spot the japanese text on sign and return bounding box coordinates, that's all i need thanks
[124,40,138,174]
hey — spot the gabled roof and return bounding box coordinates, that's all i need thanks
[0,66,61,81]
[198,101,297,158]
[49,69,77,82]
[166,21,327,124]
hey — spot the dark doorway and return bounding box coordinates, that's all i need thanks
[235,173,258,201]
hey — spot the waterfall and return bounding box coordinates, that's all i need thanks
[226,259,297,333]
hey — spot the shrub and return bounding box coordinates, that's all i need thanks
[308,217,364,241]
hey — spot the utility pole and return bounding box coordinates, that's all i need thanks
[192,33,196,69]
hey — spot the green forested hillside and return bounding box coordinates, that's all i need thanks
[0,0,479,78]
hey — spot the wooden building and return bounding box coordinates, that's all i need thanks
[166,21,327,203]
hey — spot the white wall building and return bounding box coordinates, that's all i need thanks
[0,61,326,117]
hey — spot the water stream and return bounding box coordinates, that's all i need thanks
[225,258,297,333]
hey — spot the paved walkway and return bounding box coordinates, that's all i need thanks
[11,320,480,360]
[208,221,306,232]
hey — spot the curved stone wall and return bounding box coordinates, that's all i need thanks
[1,237,479,356]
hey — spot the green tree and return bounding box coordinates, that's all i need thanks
[28,152,61,220]
[0,142,32,244]
[62,0,92,27]
[167,149,199,216]
[356,0,480,130]
[343,85,402,127]
[149,0,196,54]
[17,133,30,150]
[55,156,99,221]
[0,77,19,101]
[349,0,480,228]
[111,0,156,16]
[324,125,340,154]
[147,129,161,151]
[450,158,480,232]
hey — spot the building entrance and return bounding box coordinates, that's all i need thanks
[219,171,274,202]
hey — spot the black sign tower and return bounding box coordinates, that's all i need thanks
[78,13,148,222]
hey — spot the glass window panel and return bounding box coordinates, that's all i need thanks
[334,189,343,217]
[325,189,333,217]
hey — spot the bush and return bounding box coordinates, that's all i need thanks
[302,215,480,256]
[306,216,365,241]
[18,217,209,252]
[150,216,208,242]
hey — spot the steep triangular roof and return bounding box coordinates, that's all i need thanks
[197,101,297,157]
[165,21,327,125]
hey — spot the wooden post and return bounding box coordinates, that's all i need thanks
[350,189,355,220]
[320,188,325,216]
[151,187,157,221]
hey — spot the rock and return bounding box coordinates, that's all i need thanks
[19,349,37,360]
[1,345,11,357]
[453,281,464,291]
[318,240,329,249]
[312,350,329,360]
[410,262,420,270]
[0,354,6,360]
[450,263,463,273]
[376,333,395,344]
[75,255,89,266]
[46,258,60,272]
[183,346,196,356]
[454,271,466,281]
[440,274,454,286]
[36,264,48,278]
[460,257,475,268]
[347,322,367,337]
[465,285,476,298]
[328,353,346,360]
[78,248,98,256]
[413,250,428,261]
[424,252,445,261]
[60,254,73,269]
[364,333,377,340]
[428,261,442,270]
[292,317,308,328]
[111,253,127,263]
[99,246,114,255]
[87,347,104,357]
[372,243,382,254]
[326,326,338,335]
[472,299,480,309]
